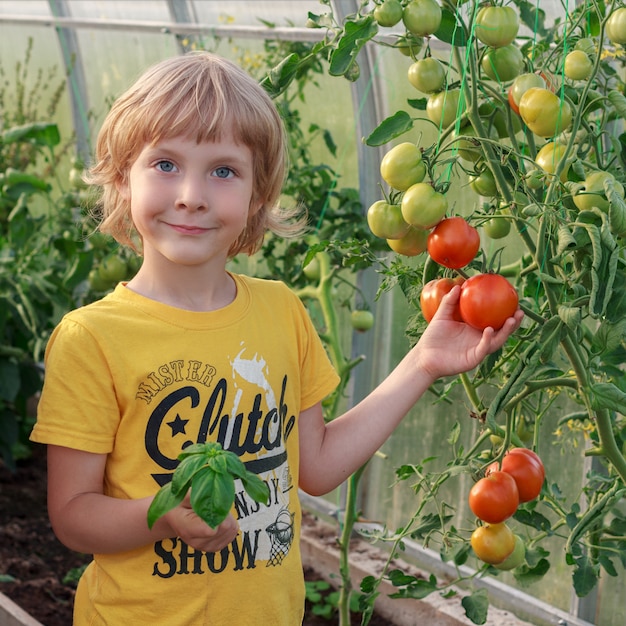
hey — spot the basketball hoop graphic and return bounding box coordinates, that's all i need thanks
[266,507,294,566]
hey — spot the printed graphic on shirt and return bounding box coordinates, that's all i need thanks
[136,345,297,577]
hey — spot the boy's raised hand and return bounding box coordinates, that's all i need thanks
[415,286,523,381]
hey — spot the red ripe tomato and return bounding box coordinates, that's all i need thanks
[459,273,519,331]
[489,448,545,502]
[427,217,480,269]
[469,470,519,524]
[419,276,464,322]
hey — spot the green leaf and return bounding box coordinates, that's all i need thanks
[389,573,438,600]
[260,53,301,99]
[147,482,186,529]
[328,16,378,77]
[589,382,626,414]
[434,8,468,47]
[365,111,414,146]
[572,555,599,597]
[190,468,235,529]
[171,454,207,497]
[1,122,60,148]
[461,588,489,625]
[240,472,270,505]
[608,89,626,120]
[0,359,20,402]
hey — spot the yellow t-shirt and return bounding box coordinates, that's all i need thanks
[31,274,340,625]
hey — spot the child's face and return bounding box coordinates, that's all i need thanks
[121,131,260,271]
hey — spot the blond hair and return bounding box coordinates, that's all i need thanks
[87,52,303,256]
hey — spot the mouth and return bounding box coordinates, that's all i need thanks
[167,223,211,235]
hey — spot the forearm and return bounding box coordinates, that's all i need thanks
[50,491,174,554]
[299,349,435,496]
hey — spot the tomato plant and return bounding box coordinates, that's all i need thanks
[469,470,520,524]
[367,200,410,240]
[474,5,519,48]
[470,522,516,565]
[426,217,480,269]
[380,142,426,191]
[459,273,519,331]
[272,1,626,622]
[419,276,464,322]
[401,182,448,229]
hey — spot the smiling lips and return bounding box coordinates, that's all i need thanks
[167,223,211,235]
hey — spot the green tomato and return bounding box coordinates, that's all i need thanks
[351,310,374,332]
[302,255,321,281]
[469,169,498,197]
[373,0,403,27]
[519,88,572,138]
[408,57,446,94]
[606,7,626,45]
[453,125,497,163]
[535,141,571,182]
[478,101,522,138]
[524,169,545,190]
[483,213,511,239]
[402,0,442,37]
[564,50,593,80]
[386,226,429,256]
[98,255,128,284]
[573,171,625,212]
[426,89,461,128]
[401,182,448,229]
[395,34,424,57]
[474,6,519,48]
[575,37,596,56]
[380,142,426,191]
[507,72,546,114]
[88,268,112,292]
[481,44,525,83]
[367,200,411,239]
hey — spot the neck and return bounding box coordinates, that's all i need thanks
[126,264,236,312]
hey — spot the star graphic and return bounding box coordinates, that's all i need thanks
[167,414,189,436]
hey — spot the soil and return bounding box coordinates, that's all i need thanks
[0,444,390,626]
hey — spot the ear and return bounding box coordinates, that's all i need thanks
[116,175,131,201]
[249,199,264,217]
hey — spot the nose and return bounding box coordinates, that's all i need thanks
[175,174,208,212]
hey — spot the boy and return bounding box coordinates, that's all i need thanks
[31,52,522,625]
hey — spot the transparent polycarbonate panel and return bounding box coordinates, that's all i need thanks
[192,1,323,28]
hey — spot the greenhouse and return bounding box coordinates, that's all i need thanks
[1,1,625,625]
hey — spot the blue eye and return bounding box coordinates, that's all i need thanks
[213,166,234,179]
[156,160,176,173]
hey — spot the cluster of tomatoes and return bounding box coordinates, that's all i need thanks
[469,448,545,570]
[367,137,519,331]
